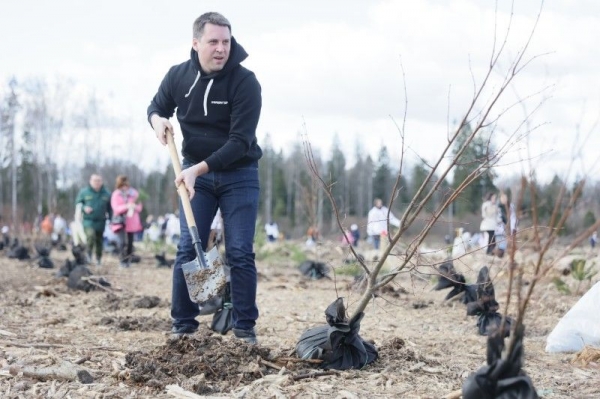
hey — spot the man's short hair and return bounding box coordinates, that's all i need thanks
[193,12,231,39]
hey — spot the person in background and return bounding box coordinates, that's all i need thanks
[495,195,509,258]
[75,174,111,266]
[350,224,360,247]
[40,214,54,236]
[591,231,598,249]
[480,192,499,255]
[499,192,518,236]
[340,228,354,247]
[110,175,143,268]
[265,221,279,242]
[367,198,400,250]
[164,213,181,246]
[148,12,262,343]
[2,225,10,247]
[305,226,318,247]
[146,224,162,243]
[53,214,67,245]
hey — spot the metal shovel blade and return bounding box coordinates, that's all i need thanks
[181,246,227,304]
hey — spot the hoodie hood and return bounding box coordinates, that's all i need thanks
[189,36,248,78]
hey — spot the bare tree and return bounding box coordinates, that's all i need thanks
[0,78,20,231]
[22,77,70,216]
[304,2,549,323]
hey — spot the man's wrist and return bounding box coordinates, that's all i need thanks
[149,113,160,128]
[195,161,209,175]
[201,161,210,174]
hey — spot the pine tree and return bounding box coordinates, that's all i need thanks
[451,123,496,216]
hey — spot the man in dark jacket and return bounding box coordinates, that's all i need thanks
[148,12,262,344]
[75,174,111,266]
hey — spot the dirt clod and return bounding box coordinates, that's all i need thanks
[132,295,161,308]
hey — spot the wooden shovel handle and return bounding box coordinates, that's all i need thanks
[166,129,197,229]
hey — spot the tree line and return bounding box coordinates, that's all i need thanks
[1,77,598,239]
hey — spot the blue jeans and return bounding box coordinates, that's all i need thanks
[370,234,381,250]
[172,160,260,331]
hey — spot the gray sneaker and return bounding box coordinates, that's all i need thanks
[233,328,258,345]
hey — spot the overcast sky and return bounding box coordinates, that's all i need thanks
[1,0,598,183]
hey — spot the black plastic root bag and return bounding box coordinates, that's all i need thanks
[434,262,477,304]
[210,283,233,334]
[467,266,512,337]
[299,260,330,280]
[462,325,538,399]
[295,298,378,370]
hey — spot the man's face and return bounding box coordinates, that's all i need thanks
[90,175,103,191]
[193,23,231,74]
[375,199,383,209]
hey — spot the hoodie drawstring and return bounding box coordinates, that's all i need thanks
[184,72,214,117]
[203,79,214,116]
[184,71,200,98]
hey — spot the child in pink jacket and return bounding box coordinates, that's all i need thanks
[111,175,143,267]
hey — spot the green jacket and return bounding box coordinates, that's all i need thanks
[75,185,111,232]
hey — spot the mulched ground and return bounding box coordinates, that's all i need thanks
[0,240,599,398]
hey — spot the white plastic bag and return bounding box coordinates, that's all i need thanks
[545,281,600,353]
[70,220,86,247]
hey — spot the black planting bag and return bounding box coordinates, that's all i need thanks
[299,260,330,280]
[462,325,538,399]
[210,282,233,334]
[295,298,378,370]
[468,267,512,337]
[296,325,329,360]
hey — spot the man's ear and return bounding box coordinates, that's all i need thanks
[192,37,200,52]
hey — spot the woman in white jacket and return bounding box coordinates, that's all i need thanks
[480,192,499,255]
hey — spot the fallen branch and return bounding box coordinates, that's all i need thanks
[74,355,91,365]
[10,360,93,384]
[1,341,67,349]
[81,276,114,292]
[277,357,323,364]
[259,358,283,371]
[0,340,123,351]
[292,370,339,381]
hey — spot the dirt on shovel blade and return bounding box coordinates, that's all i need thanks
[183,260,227,303]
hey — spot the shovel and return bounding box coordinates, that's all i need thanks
[166,130,227,304]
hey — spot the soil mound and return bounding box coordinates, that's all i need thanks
[125,330,277,393]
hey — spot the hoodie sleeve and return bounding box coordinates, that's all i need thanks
[203,73,262,171]
[147,66,178,125]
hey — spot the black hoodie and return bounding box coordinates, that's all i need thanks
[147,37,262,171]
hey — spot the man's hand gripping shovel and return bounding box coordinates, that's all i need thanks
[166,129,227,304]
